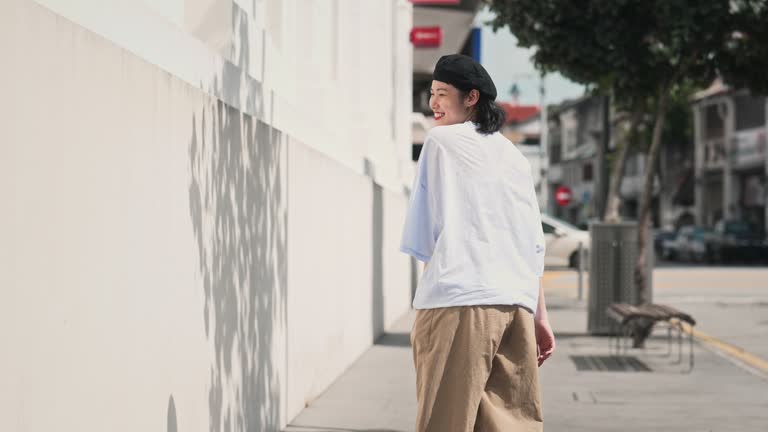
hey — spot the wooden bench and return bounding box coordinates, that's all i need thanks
[606,303,697,371]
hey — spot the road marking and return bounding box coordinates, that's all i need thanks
[658,296,768,305]
[681,322,768,374]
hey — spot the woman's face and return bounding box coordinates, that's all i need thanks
[429,80,478,126]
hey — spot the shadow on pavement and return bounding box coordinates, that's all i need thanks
[375,332,411,347]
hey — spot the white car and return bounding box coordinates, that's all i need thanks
[541,214,590,268]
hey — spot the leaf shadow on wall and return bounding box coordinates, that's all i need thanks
[188,96,286,432]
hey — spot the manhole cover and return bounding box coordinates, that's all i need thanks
[570,355,651,372]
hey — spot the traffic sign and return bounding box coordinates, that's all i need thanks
[555,186,573,207]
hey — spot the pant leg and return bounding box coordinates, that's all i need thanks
[411,306,513,432]
[474,307,544,432]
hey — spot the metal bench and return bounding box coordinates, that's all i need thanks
[606,303,697,371]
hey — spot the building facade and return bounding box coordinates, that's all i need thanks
[497,103,546,206]
[692,83,768,232]
[545,95,686,229]
[546,96,604,226]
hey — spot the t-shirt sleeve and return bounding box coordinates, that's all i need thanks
[400,138,441,262]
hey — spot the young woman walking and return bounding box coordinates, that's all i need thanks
[401,54,555,432]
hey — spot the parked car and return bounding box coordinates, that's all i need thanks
[660,230,683,261]
[654,229,676,257]
[675,226,712,262]
[541,214,590,268]
[708,220,768,263]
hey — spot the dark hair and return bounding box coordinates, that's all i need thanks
[459,89,506,135]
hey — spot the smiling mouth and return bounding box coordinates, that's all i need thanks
[434,112,445,120]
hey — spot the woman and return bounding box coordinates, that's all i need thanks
[400,54,554,432]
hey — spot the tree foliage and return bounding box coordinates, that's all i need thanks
[487,0,768,99]
[487,0,768,303]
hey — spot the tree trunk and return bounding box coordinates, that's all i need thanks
[594,105,608,219]
[634,87,671,306]
[604,108,644,222]
[597,94,611,219]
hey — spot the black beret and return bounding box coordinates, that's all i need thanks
[433,54,497,100]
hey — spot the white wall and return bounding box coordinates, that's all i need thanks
[29,0,414,189]
[285,142,412,421]
[1,0,414,430]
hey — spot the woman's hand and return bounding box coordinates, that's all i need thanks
[534,318,555,367]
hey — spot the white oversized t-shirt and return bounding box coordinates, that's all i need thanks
[400,121,546,313]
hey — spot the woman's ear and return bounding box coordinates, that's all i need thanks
[465,89,480,108]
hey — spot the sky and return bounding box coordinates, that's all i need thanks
[475,7,585,106]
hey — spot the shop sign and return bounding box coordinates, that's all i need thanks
[742,174,765,207]
[410,27,442,48]
[733,127,767,167]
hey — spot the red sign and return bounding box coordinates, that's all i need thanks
[555,186,573,207]
[410,27,442,48]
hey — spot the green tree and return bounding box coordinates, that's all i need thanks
[487,0,768,305]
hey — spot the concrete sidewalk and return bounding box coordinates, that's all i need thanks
[284,293,768,432]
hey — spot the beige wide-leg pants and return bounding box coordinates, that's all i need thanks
[411,305,543,432]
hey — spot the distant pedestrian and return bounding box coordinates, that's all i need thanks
[400,54,554,432]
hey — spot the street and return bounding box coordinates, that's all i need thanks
[285,266,768,432]
[546,265,768,365]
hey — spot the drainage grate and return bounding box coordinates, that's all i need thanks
[570,355,651,372]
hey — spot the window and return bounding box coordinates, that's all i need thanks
[522,136,540,146]
[735,94,766,131]
[542,222,557,234]
[725,221,751,234]
[704,105,725,139]
[582,163,593,181]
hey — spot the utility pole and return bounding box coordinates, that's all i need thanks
[539,74,549,214]
[507,73,549,212]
